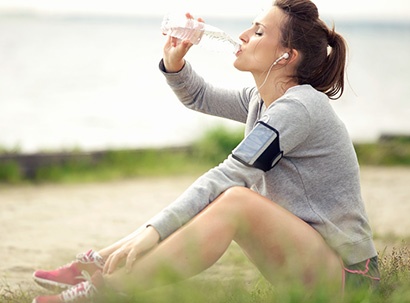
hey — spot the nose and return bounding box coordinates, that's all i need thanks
[239,29,250,44]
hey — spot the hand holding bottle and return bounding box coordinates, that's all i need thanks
[162,12,240,72]
[162,13,203,73]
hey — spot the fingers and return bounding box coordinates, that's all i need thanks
[164,34,191,50]
[125,249,139,273]
[170,36,192,49]
[103,246,140,274]
[163,38,191,72]
[185,12,204,23]
[103,248,127,274]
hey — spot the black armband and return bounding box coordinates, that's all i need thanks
[232,121,283,172]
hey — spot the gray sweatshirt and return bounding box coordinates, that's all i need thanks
[147,60,377,265]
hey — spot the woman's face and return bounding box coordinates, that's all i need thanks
[234,6,287,74]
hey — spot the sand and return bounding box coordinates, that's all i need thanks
[1,167,409,291]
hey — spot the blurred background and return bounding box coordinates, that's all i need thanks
[0,0,409,154]
[1,3,409,298]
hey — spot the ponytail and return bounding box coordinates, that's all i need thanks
[309,25,347,99]
[274,0,347,100]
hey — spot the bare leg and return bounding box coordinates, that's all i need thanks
[104,187,342,294]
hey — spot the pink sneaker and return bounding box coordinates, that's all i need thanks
[33,280,96,303]
[33,249,105,291]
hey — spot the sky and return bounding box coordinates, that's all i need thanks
[0,0,409,21]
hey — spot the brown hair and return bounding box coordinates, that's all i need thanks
[274,0,347,99]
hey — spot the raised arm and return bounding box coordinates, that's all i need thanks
[161,15,253,123]
[160,59,254,123]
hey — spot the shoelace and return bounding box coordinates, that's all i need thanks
[76,250,105,269]
[60,271,96,303]
[55,250,104,272]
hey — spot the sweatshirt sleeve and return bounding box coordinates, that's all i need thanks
[262,97,311,155]
[159,59,254,124]
[146,155,265,240]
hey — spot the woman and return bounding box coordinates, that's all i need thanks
[32,1,380,302]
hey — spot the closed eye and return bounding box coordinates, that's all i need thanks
[253,21,266,37]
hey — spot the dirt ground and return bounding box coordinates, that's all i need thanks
[1,167,410,291]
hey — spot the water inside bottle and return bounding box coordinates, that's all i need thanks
[161,15,240,54]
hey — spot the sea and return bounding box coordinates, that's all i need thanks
[1,14,410,154]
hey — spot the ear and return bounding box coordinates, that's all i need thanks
[276,49,298,66]
[287,49,299,65]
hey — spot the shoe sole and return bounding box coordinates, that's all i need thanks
[32,273,80,291]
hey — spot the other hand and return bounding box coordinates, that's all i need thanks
[103,226,160,274]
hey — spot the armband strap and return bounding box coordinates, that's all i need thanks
[232,121,283,172]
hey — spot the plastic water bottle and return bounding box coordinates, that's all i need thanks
[161,14,241,54]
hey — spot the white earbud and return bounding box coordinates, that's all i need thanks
[259,52,290,89]
[272,52,290,66]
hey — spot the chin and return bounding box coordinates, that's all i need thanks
[233,60,247,72]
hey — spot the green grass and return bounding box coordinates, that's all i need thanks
[0,147,212,184]
[1,242,409,303]
[0,161,21,183]
[0,126,244,184]
[33,148,211,183]
[1,128,410,184]
[355,135,410,166]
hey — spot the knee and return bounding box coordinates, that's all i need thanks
[210,186,255,229]
[211,186,270,221]
[215,186,255,210]
[222,186,253,201]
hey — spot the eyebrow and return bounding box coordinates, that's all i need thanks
[254,22,267,28]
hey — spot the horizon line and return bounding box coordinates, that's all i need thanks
[1,8,410,25]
